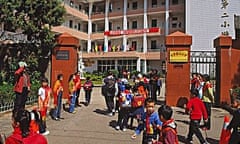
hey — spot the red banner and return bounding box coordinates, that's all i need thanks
[104,27,160,36]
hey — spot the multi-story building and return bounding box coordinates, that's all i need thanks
[52,0,240,74]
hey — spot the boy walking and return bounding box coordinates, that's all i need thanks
[185,89,208,144]
[131,98,162,144]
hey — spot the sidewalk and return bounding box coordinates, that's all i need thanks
[0,87,229,144]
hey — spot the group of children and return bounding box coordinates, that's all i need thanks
[30,72,94,136]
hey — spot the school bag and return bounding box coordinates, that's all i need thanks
[83,81,93,90]
[119,92,133,108]
[132,93,145,108]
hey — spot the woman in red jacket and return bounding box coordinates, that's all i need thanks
[13,61,31,112]
[5,109,48,144]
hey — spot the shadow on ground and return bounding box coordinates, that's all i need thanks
[93,108,109,116]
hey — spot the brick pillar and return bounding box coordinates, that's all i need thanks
[165,31,192,106]
[51,33,79,100]
[214,35,232,104]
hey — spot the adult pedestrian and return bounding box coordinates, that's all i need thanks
[13,61,31,112]
[149,69,159,102]
[102,72,118,116]
[52,74,64,120]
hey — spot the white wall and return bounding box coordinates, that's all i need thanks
[186,0,240,51]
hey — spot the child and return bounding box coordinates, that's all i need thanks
[5,109,48,144]
[131,97,162,144]
[185,89,208,144]
[68,74,77,113]
[227,95,240,144]
[115,84,133,131]
[83,76,94,106]
[154,105,178,144]
[37,77,51,135]
[52,74,63,120]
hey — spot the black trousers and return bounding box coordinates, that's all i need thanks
[85,90,92,104]
[187,120,206,144]
[203,102,212,130]
[117,107,131,128]
[75,89,81,106]
[104,96,114,113]
[14,87,28,112]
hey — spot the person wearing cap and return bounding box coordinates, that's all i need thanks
[13,61,31,112]
[227,94,240,144]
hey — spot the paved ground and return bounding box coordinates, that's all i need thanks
[0,86,230,144]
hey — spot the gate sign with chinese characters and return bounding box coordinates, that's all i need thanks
[169,50,188,62]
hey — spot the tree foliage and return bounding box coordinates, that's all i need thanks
[0,0,66,82]
[0,0,66,55]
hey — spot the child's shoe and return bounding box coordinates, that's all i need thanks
[115,125,120,130]
[41,130,50,136]
[122,127,127,132]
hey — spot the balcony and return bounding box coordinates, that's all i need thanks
[52,26,88,40]
[147,6,165,15]
[64,4,88,21]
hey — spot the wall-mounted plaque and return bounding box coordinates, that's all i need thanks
[56,50,69,60]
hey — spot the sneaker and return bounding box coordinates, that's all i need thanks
[41,130,50,136]
[71,110,77,114]
[186,138,193,144]
[107,113,113,116]
[122,127,127,132]
[115,126,120,130]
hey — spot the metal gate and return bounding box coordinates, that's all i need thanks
[190,51,216,91]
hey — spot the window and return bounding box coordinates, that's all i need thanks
[132,2,138,10]
[92,23,96,32]
[152,19,157,27]
[109,22,112,30]
[69,20,73,28]
[151,40,157,49]
[172,17,178,21]
[78,23,81,31]
[172,0,178,5]
[131,41,137,51]
[152,0,157,7]
[172,23,177,28]
[132,21,137,29]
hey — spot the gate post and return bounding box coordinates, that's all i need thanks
[51,32,79,100]
[165,31,192,106]
[214,35,232,104]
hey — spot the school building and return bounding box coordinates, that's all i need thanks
[52,0,240,74]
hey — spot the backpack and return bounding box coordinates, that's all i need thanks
[132,94,145,108]
[161,126,179,144]
[84,81,93,90]
[119,92,133,108]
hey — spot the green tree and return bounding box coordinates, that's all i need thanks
[0,0,66,57]
[0,0,66,76]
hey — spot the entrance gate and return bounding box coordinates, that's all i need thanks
[190,51,217,102]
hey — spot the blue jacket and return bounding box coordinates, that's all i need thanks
[135,111,162,135]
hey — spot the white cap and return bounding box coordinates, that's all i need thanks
[18,61,27,67]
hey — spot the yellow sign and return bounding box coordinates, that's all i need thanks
[169,50,188,62]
